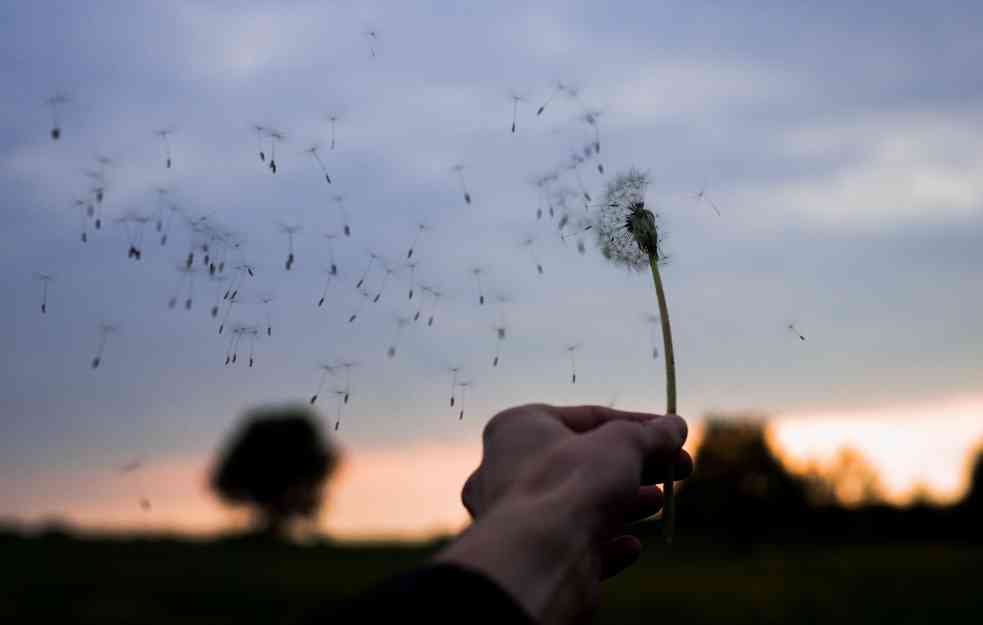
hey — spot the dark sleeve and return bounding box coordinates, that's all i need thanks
[315,563,534,624]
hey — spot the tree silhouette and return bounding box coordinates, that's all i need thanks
[211,405,339,536]
[676,417,813,546]
[965,446,983,518]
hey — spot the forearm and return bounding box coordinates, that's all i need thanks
[436,494,595,624]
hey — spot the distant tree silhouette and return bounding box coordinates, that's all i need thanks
[211,405,339,536]
[826,447,883,507]
[676,417,813,546]
[965,447,983,517]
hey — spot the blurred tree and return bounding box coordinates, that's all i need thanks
[676,418,812,546]
[826,447,883,507]
[965,446,983,517]
[211,405,339,536]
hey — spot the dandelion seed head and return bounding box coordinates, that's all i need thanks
[594,169,664,270]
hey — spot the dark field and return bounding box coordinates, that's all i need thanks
[2,529,978,625]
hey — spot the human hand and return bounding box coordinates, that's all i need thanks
[438,404,691,624]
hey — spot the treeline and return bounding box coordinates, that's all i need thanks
[666,418,983,547]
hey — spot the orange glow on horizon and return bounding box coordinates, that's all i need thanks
[1,393,980,539]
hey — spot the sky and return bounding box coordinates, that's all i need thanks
[1,1,981,538]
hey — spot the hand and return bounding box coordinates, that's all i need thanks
[437,404,691,625]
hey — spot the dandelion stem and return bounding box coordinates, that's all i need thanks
[648,252,677,545]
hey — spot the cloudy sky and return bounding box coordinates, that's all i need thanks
[1,1,981,537]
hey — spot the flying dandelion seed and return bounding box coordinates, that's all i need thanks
[117,213,151,260]
[406,222,430,259]
[310,363,338,405]
[519,235,545,275]
[787,321,806,341]
[447,367,461,407]
[363,28,379,58]
[34,273,54,314]
[337,360,358,404]
[259,295,275,336]
[347,287,373,323]
[355,251,380,290]
[565,343,582,384]
[509,92,524,134]
[470,266,486,305]
[532,172,559,220]
[154,127,175,169]
[45,93,69,140]
[568,153,592,205]
[451,164,472,206]
[225,324,249,366]
[167,263,197,311]
[456,379,473,420]
[217,291,240,335]
[158,197,182,247]
[535,81,571,116]
[581,110,603,156]
[304,144,332,184]
[323,232,340,276]
[594,168,680,544]
[332,388,348,431]
[405,261,418,300]
[208,274,228,318]
[265,129,285,174]
[91,323,118,370]
[244,326,260,367]
[694,186,721,217]
[386,315,412,358]
[276,222,301,271]
[331,194,352,237]
[326,112,340,150]
[251,124,266,161]
[644,313,661,360]
[74,199,92,243]
[317,266,337,308]
[373,263,397,303]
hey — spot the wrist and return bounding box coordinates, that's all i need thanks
[436,495,594,623]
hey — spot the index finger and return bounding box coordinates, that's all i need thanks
[550,404,668,433]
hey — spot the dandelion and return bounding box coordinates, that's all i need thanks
[451,164,472,206]
[91,322,118,369]
[276,222,301,271]
[45,93,69,141]
[34,272,54,314]
[304,144,332,184]
[331,194,352,237]
[154,127,175,169]
[594,168,679,544]
[565,343,581,384]
[787,321,806,341]
[386,315,412,358]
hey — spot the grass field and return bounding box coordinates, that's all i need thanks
[1,530,978,624]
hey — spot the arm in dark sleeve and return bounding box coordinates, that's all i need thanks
[316,563,535,624]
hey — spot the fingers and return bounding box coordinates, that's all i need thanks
[600,535,642,579]
[624,485,663,523]
[589,414,688,467]
[550,404,667,433]
[641,449,694,485]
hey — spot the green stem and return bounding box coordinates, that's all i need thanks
[648,254,677,545]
